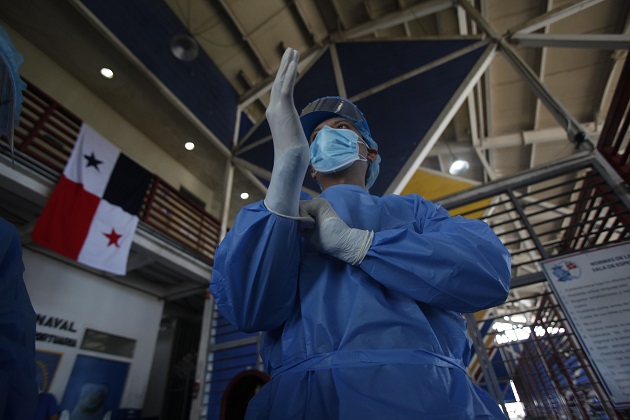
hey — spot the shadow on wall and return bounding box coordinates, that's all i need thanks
[221,370,270,420]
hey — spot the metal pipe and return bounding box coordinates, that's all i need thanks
[465,313,508,414]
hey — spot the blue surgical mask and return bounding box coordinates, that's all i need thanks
[310,126,368,174]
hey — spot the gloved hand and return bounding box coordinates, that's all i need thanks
[264,47,310,218]
[299,198,374,265]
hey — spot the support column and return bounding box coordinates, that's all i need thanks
[189,156,236,420]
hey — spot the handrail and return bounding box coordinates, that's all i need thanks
[16,81,80,173]
[140,176,221,262]
[7,78,220,264]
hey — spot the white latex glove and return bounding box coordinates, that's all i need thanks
[264,47,310,218]
[299,198,374,266]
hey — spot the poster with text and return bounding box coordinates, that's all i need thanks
[541,241,630,409]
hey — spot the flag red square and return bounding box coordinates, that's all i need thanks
[32,176,100,260]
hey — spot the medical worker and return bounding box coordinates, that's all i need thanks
[210,48,511,419]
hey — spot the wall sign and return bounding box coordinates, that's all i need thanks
[36,313,80,348]
[541,241,630,409]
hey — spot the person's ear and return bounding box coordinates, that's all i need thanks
[309,165,317,181]
[366,148,378,163]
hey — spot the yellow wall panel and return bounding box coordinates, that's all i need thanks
[402,168,492,219]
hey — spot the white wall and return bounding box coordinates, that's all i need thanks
[23,248,164,409]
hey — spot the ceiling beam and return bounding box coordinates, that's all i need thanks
[473,123,600,151]
[595,25,630,125]
[232,157,273,181]
[238,47,324,108]
[219,159,234,241]
[216,0,273,75]
[429,140,477,156]
[457,1,483,178]
[458,0,593,150]
[330,43,347,98]
[507,0,606,35]
[350,39,488,103]
[461,0,492,138]
[332,0,454,40]
[235,164,272,195]
[510,34,630,50]
[533,0,554,132]
[386,43,497,195]
[475,147,496,180]
[293,0,329,45]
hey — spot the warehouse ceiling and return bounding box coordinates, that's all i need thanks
[1,0,629,219]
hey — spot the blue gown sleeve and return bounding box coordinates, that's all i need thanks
[359,196,511,313]
[209,201,302,332]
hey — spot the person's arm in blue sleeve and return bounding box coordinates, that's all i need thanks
[210,48,309,333]
[359,195,511,313]
[209,202,302,332]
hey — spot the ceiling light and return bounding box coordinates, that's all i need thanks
[100,68,114,79]
[443,140,470,176]
[240,192,249,200]
[184,142,195,150]
[449,159,470,175]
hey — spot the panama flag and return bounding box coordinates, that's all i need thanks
[32,123,153,275]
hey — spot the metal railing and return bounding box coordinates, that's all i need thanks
[16,80,80,173]
[6,78,221,263]
[439,152,630,419]
[141,176,221,262]
[439,152,630,288]
[598,49,630,186]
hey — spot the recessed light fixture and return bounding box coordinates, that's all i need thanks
[170,34,199,61]
[100,68,114,79]
[240,192,249,200]
[185,142,195,150]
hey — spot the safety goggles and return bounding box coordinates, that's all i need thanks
[300,96,372,145]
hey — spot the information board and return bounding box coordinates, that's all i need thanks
[541,241,630,409]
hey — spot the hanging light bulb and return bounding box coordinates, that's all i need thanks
[449,159,470,175]
[444,140,470,176]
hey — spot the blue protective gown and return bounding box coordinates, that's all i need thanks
[211,184,511,419]
[0,218,38,420]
